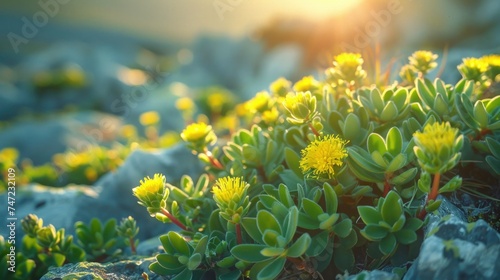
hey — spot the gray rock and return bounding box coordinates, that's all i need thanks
[0,81,34,120]
[345,270,400,280]
[136,236,163,257]
[0,184,100,239]
[40,257,162,280]
[0,111,122,165]
[404,197,500,280]
[0,144,202,241]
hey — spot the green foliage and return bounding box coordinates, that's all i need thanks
[117,216,140,254]
[75,218,127,262]
[0,214,140,280]
[358,191,423,263]
[133,50,499,279]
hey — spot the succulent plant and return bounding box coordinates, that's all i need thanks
[358,191,423,259]
[75,218,126,262]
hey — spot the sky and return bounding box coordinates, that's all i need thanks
[1,0,361,42]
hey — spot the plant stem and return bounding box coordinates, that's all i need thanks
[204,148,224,170]
[383,177,391,197]
[235,223,242,244]
[129,237,136,254]
[160,208,188,231]
[418,173,441,219]
[308,122,320,137]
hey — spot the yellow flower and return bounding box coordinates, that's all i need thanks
[246,91,271,113]
[414,122,458,155]
[270,77,291,97]
[409,50,438,74]
[0,148,19,162]
[133,174,165,197]
[300,135,348,178]
[283,91,317,124]
[121,125,137,139]
[334,53,363,72]
[413,122,463,174]
[208,92,226,113]
[181,122,213,143]
[261,107,279,124]
[481,54,500,67]
[175,97,195,111]
[212,177,250,223]
[84,167,98,182]
[139,111,160,126]
[328,53,367,84]
[132,174,168,214]
[293,76,320,92]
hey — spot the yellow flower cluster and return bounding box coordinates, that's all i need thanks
[245,91,271,113]
[413,122,463,174]
[181,122,212,143]
[413,122,459,156]
[139,111,160,126]
[408,50,438,75]
[212,177,250,223]
[133,173,166,198]
[334,53,364,73]
[300,135,348,178]
[270,77,291,97]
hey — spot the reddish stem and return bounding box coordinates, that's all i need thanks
[418,173,441,219]
[308,123,320,137]
[383,177,391,197]
[286,257,306,270]
[129,237,136,254]
[161,208,188,231]
[204,148,224,170]
[236,223,242,244]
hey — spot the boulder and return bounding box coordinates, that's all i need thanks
[404,197,500,280]
[40,257,161,280]
[0,144,203,241]
[0,111,122,165]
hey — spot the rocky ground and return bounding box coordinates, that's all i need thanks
[1,1,500,279]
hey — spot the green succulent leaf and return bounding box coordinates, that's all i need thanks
[172,268,192,280]
[473,101,489,128]
[261,247,285,257]
[258,257,287,280]
[302,198,324,220]
[284,207,299,242]
[367,133,387,155]
[332,218,352,238]
[386,153,408,173]
[284,147,303,178]
[379,234,397,255]
[187,253,202,270]
[262,230,281,247]
[324,183,339,214]
[390,168,418,185]
[319,214,340,230]
[380,101,398,122]
[156,253,183,271]
[381,191,403,225]
[241,217,263,243]
[257,210,282,236]
[305,231,329,257]
[287,233,312,258]
[361,224,388,240]
[231,244,270,262]
[358,206,382,224]
[149,261,172,275]
[395,229,418,245]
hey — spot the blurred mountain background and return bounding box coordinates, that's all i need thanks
[0,0,499,163]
